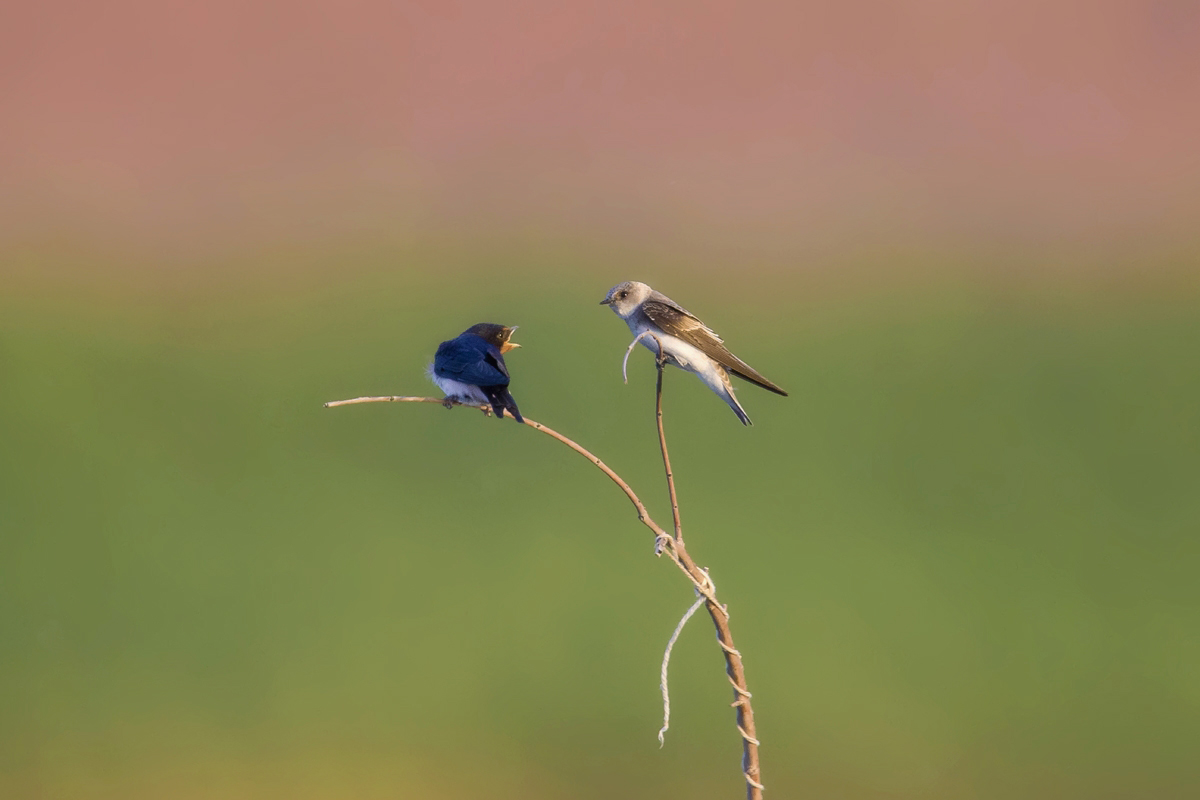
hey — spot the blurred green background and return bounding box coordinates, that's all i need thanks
[3,244,1197,799]
[4,2,1200,798]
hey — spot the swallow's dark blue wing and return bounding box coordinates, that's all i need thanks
[433,335,511,386]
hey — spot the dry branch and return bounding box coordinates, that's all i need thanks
[324,391,763,798]
[642,350,763,799]
[324,396,670,544]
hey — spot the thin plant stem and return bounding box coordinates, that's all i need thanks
[643,356,764,799]
[323,396,670,543]
[659,592,707,746]
[324,392,763,797]
[652,350,684,544]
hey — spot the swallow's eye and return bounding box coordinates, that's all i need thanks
[617,291,626,299]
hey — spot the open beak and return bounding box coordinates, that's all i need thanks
[500,326,520,353]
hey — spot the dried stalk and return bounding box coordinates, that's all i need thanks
[323,391,763,797]
[651,348,684,544]
[643,353,764,799]
[324,396,671,544]
[659,591,707,746]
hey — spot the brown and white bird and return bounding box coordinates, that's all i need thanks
[600,281,786,425]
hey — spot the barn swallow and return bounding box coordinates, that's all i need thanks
[429,323,524,422]
[600,281,786,425]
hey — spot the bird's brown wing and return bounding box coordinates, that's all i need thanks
[641,300,788,396]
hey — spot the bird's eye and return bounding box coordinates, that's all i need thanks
[617,291,626,299]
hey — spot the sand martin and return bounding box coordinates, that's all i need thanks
[600,281,786,425]
[429,323,524,423]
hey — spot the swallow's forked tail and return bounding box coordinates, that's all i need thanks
[483,386,524,424]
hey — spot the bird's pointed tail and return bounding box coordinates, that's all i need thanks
[702,367,753,425]
[484,386,524,423]
[724,390,752,426]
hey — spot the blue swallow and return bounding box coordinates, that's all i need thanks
[429,323,524,422]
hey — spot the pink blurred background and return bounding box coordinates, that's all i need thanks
[3,7,1198,799]
[3,0,1198,266]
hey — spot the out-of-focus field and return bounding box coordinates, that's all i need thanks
[1,244,1197,799]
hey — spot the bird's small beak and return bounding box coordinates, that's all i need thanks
[599,297,613,305]
[501,341,520,352]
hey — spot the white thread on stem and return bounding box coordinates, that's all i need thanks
[659,589,707,747]
[622,330,657,384]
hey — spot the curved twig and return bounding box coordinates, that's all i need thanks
[659,589,707,747]
[634,351,765,799]
[324,390,763,797]
[325,396,454,408]
[323,396,671,545]
[622,330,658,384]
